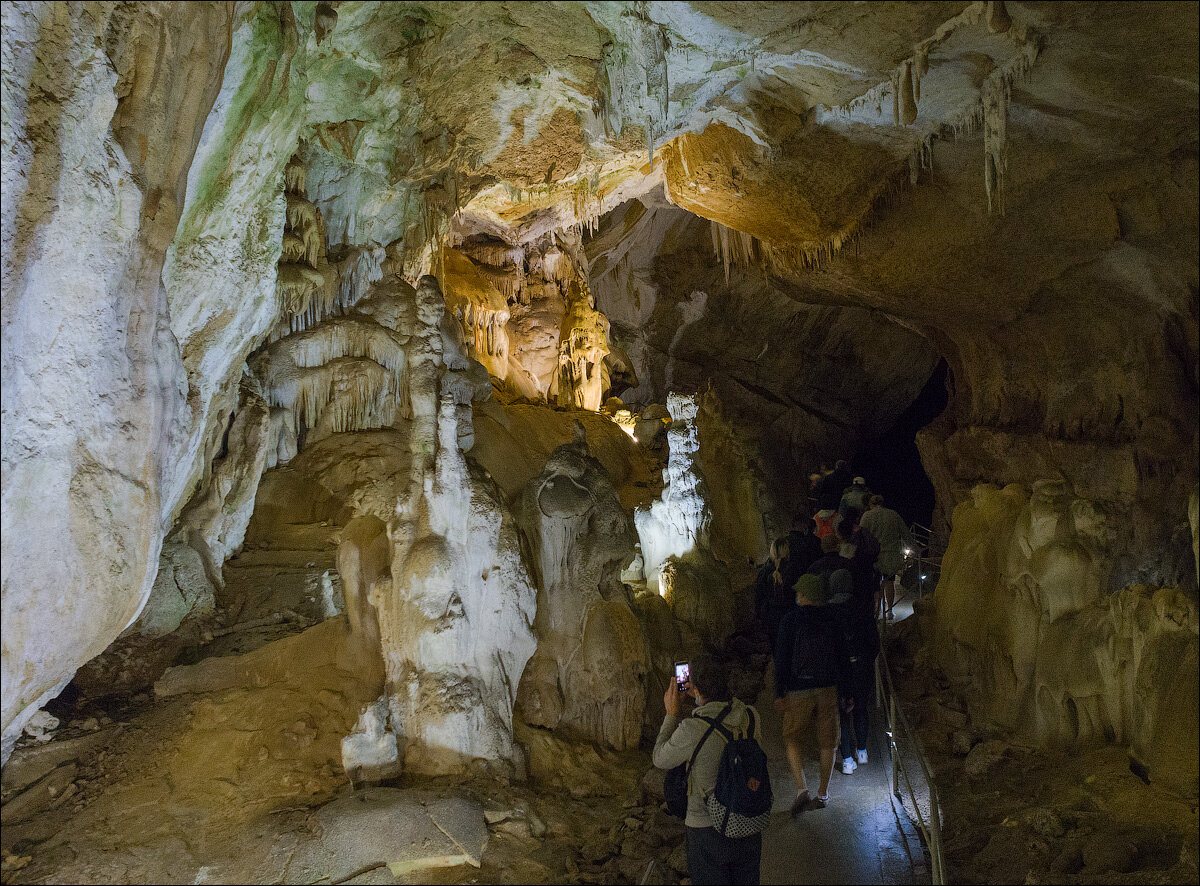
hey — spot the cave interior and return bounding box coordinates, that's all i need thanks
[1,1,1198,884]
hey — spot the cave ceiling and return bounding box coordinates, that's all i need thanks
[297,0,1196,405]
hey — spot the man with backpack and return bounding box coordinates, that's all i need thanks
[653,654,771,885]
[773,571,851,813]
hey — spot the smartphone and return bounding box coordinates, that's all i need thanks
[674,661,690,690]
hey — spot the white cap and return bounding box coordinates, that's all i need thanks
[853,476,865,485]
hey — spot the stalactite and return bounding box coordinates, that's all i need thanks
[982,75,1007,215]
[914,44,930,103]
[284,156,306,195]
[709,219,757,284]
[900,59,918,125]
[987,0,1012,34]
[891,69,901,126]
[278,316,407,375]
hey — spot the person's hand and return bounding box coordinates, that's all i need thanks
[773,696,787,713]
[664,680,684,717]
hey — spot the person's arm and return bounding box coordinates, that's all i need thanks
[652,713,700,770]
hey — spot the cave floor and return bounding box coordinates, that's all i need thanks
[755,678,929,885]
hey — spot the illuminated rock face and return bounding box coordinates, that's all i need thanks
[1,0,1196,780]
[445,229,612,411]
[635,393,711,589]
[515,423,645,750]
[1,1,236,757]
[373,278,538,775]
[933,482,1199,790]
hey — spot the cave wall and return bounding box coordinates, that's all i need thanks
[2,0,1196,782]
[933,482,1199,791]
[1,1,235,757]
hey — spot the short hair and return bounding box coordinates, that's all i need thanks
[838,509,862,539]
[688,653,729,701]
[821,532,840,553]
[835,459,848,470]
[870,494,885,507]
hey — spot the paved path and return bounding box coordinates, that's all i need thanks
[756,596,928,885]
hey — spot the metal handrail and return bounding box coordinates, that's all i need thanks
[876,622,947,884]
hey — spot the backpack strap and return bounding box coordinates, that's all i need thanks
[686,702,733,786]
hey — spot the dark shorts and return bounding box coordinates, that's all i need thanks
[686,826,763,885]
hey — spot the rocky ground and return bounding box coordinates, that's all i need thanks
[887,605,1199,886]
[0,611,769,886]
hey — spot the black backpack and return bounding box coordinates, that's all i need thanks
[704,708,773,838]
[789,605,843,689]
[663,702,732,819]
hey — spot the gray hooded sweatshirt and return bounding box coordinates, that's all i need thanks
[652,698,760,829]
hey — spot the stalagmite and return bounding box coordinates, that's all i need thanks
[515,424,645,749]
[891,69,902,126]
[634,393,712,588]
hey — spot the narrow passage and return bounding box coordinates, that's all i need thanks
[756,595,928,885]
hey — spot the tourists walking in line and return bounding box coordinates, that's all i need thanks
[653,655,764,885]
[860,493,916,619]
[774,573,851,813]
[833,511,880,772]
[754,536,793,648]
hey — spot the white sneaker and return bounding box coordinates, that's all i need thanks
[841,756,857,774]
[856,750,868,764]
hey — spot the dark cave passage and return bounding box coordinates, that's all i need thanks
[852,359,948,528]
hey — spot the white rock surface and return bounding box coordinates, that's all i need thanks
[634,393,712,588]
[515,424,646,749]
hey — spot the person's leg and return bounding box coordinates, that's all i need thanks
[883,576,896,613]
[816,687,839,798]
[855,658,876,755]
[782,697,812,794]
[838,703,856,769]
[728,831,763,885]
[687,827,722,886]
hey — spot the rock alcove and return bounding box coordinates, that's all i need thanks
[2,2,1197,883]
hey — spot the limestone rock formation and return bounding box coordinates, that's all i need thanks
[515,422,645,749]
[933,482,1199,791]
[635,393,712,589]
[1,0,1195,839]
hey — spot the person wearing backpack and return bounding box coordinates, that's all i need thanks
[773,572,851,813]
[653,654,770,885]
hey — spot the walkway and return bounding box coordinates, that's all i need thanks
[756,591,929,885]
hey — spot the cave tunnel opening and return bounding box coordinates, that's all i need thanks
[851,357,948,528]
